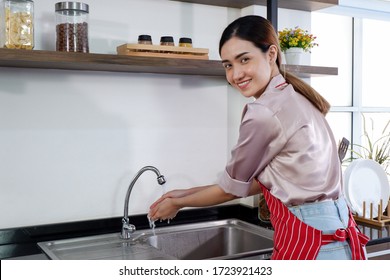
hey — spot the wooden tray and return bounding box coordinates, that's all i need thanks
[117,44,209,60]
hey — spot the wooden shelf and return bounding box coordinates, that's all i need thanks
[0,49,224,76]
[170,0,338,11]
[0,48,337,77]
[283,64,338,78]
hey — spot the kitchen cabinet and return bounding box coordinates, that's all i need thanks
[0,48,337,78]
[170,0,339,12]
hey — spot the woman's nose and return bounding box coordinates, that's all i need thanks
[232,66,244,81]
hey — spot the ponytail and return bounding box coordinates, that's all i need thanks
[280,67,330,115]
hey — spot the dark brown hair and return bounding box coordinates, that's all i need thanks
[219,15,330,115]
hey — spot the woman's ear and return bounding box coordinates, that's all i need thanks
[268,45,278,64]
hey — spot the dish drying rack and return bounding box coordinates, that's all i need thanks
[353,199,390,228]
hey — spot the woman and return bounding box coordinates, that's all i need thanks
[149,15,369,260]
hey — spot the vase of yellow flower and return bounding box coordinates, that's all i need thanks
[278,26,318,65]
[283,47,303,65]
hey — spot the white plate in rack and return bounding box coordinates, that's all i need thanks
[343,159,390,218]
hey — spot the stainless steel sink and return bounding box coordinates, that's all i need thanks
[38,219,274,260]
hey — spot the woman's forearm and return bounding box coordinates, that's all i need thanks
[148,183,256,221]
[175,184,238,208]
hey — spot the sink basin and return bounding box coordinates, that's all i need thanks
[38,219,274,260]
[146,221,273,259]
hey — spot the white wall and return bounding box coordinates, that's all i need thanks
[0,0,310,229]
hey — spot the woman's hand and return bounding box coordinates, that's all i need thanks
[149,189,190,209]
[149,197,180,221]
[148,187,205,221]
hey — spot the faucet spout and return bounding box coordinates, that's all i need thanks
[121,166,166,239]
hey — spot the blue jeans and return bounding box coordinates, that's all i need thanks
[288,197,361,260]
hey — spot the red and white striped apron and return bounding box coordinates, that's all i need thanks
[257,180,369,260]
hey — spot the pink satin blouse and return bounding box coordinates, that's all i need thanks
[218,74,342,206]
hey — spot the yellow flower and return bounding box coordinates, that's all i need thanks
[278,26,318,52]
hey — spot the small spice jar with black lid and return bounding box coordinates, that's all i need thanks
[55,2,89,53]
[138,34,152,45]
[160,36,174,46]
[179,37,192,48]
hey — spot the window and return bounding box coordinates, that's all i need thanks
[361,18,390,108]
[310,12,390,150]
[311,12,353,144]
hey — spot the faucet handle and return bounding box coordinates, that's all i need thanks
[121,218,136,239]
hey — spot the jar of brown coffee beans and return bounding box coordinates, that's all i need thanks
[55,2,89,53]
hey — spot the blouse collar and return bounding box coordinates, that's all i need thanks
[267,74,287,90]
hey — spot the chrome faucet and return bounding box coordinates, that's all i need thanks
[121,166,166,239]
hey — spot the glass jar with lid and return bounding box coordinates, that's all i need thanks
[138,34,152,45]
[160,36,174,46]
[179,37,192,48]
[55,1,89,53]
[0,0,34,49]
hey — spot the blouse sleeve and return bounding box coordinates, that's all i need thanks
[218,103,284,197]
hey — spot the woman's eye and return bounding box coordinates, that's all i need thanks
[223,63,232,69]
[241,57,249,63]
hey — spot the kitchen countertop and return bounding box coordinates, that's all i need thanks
[1,204,389,260]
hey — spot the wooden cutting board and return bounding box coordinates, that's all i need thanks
[117,43,209,60]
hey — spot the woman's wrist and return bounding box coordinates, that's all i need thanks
[174,197,185,209]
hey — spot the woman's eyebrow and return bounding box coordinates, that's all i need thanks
[221,52,249,64]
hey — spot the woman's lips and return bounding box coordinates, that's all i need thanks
[237,79,251,90]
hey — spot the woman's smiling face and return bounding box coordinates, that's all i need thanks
[221,37,279,99]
